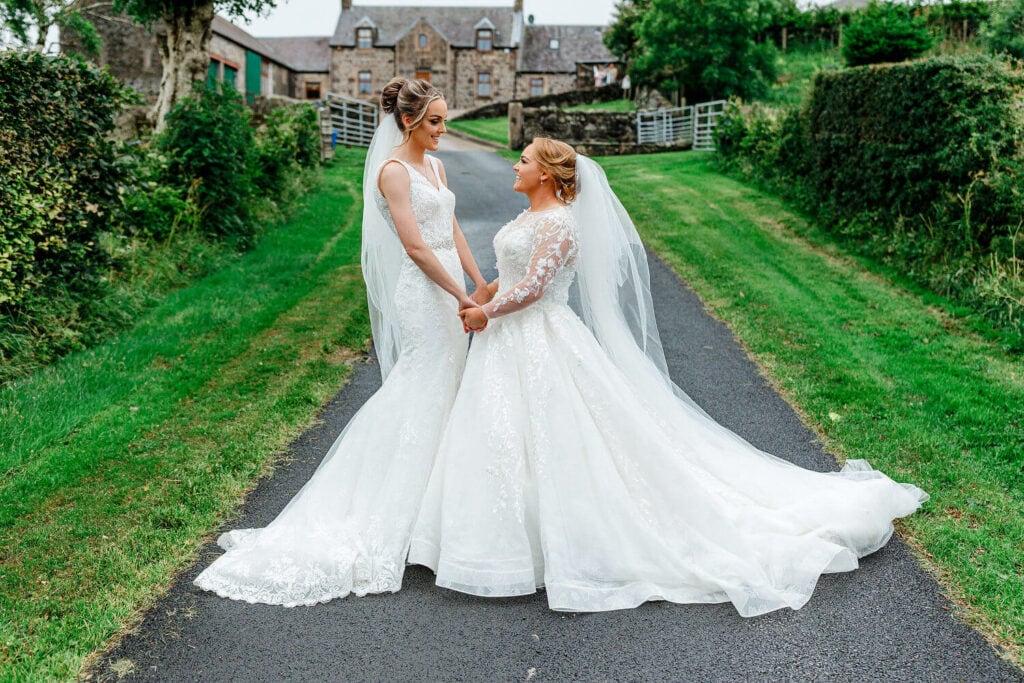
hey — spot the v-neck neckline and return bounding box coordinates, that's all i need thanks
[399,158,441,192]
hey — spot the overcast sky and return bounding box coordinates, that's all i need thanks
[241,0,619,37]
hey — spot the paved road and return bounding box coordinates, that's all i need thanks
[89,147,1021,682]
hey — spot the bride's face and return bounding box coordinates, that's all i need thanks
[406,99,448,152]
[512,144,547,195]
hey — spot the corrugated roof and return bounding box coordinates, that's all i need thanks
[330,4,521,48]
[260,36,331,72]
[517,24,614,73]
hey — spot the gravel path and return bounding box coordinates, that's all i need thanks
[88,147,1021,682]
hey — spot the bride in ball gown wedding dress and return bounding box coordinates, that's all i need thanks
[409,138,928,616]
[193,79,490,605]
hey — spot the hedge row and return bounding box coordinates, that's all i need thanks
[0,50,322,382]
[716,54,1024,341]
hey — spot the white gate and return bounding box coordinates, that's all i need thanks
[692,100,727,151]
[636,106,694,145]
[635,99,727,151]
[326,92,378,147]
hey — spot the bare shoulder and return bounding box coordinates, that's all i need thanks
[377,160,410,196]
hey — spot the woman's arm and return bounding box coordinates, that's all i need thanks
[379,161,476,309]
[434,159,490,305]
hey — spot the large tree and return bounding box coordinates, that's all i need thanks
[111,0,275,129]
[616,0,777,101]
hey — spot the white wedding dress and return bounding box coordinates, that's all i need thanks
[194,157,467,605]
[409,204,928,616]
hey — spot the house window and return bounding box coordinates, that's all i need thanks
[357,27,373,49]
[549,38,559,50]
[530,77,544,97]
[476,71,491,97]
[224,64,237,89]
[476,28,493,51]
[358,71,372,94]
[415,69,431,82]
[418,33,428,48]
[305,81,321,99]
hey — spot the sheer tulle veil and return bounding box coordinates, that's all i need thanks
[571,155,709,414]
[361,116,405,380]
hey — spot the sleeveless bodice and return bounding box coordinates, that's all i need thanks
[373,157,457,251]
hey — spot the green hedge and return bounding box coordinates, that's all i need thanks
[0,50,129,310]
[717,54,1024,341]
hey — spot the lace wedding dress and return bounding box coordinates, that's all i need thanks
[409,205,928,616]
[194,157,467,605]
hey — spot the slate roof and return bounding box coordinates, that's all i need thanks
[330,5,521,48]
[260,36,331,72]
[212,15,290,67]
[517,24,615,73]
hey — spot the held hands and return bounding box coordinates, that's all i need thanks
[459,306,488,333]
[458,295,486,333]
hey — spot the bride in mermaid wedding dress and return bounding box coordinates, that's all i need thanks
[408,138,928,616]
[193,78,491,605]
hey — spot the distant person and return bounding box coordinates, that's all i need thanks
[604,62,619,85]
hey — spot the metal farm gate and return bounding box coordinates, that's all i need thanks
[326,92,378,147]
[636,99,726,151]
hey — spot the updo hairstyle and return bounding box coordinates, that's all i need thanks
[530,137,578,202]
[380,77,444,140]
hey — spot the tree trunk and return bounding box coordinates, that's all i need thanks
[151,1,214,131]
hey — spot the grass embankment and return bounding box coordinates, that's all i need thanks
[599,152,1023,666]
[763,42,843,106]
[447,117,509,146]
[566,98,636,112]
[0,148,371,680]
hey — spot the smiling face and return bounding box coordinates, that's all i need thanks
[404,98,447,151]
[512,143,548,195]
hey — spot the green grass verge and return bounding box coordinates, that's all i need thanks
[598,151,1022,666]
[0,148,372,680]
[447,117,509,146]
[566,98,636,112]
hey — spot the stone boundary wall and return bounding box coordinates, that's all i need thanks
[454,83,626,120]
[510,105,691,156]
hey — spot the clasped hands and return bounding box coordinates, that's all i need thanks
[459,281,498,333]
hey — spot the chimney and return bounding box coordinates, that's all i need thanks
[514,0,523,12]
[342,0,352,10]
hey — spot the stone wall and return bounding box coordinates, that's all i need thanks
[62,11,162,96]
[513,72,575,101]
[513,106,691,156]
[450,47,518,110]
[394,20,452,98]
[330,46,395,101]
[294,71,329,100]
[456,83,628,120]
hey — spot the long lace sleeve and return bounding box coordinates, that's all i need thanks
[483,211,578,319]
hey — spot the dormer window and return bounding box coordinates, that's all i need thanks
[476,28,493,51]
[549,38,559,50]
[357,27,373,49]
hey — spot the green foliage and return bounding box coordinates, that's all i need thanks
[0,0,100,52]
[981,0,1024,60]
[157,85,256,243]
[112,0,276,25]
[252,103,321,193]
[842,1,934,66]
[926,0,991,43]
[628,0,778,100]
[0,50,127,310]
[604,0,651,66]
[717,55,1024,340]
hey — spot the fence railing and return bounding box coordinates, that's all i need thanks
[325,92,378,147]
[636,99,726,151]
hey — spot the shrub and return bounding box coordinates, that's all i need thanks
[842,1,934,66]
[981,0,1024,60]
[0,50,128,310]
[253,103,321,194]
[157,85,256,244]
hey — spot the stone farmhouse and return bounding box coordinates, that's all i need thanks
[69,1,616,110]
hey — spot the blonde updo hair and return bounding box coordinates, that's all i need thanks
[380,77,444,140]
[531,137,578,202]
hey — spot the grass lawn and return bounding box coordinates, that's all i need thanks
[0,147,371,680]
[598,151,1023,666]
[566,98,636,112]
[447,117,509,146]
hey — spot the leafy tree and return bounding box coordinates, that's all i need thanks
[841,1,934,67]
[603,0,651,69]
[981,0,1024,60]
[0,0,101,52]
[111,0,276,130]
[624,0,778,101]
